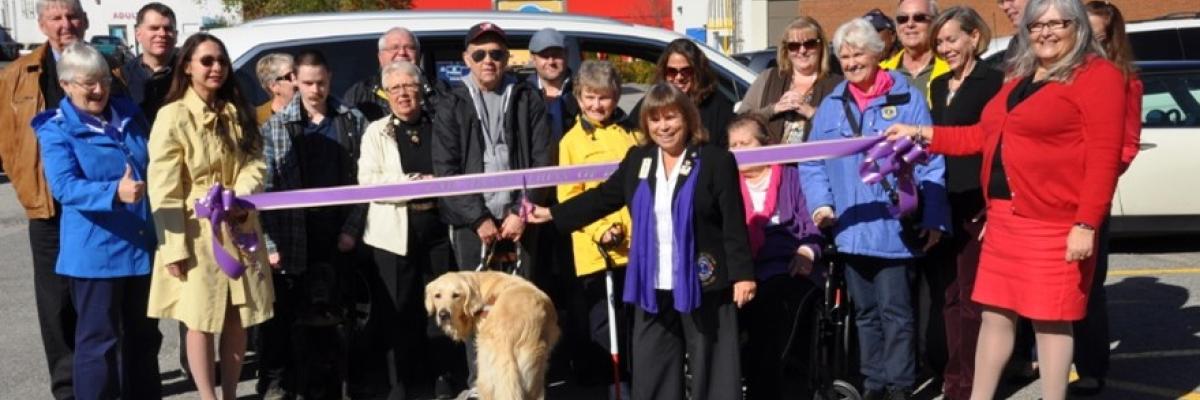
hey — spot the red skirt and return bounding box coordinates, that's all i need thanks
[972,200,1095,321]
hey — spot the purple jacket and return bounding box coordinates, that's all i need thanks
[748,166,824,280]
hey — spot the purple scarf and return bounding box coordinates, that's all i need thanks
[625,155,702,314]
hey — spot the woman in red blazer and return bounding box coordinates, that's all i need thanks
[886,1,1126,399]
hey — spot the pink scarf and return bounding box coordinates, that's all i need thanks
[848,69,895,111]
[739,164,782,257]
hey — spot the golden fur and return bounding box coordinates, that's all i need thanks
[425,271,560,400]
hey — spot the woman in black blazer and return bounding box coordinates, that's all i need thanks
[926,7,1005,400]
[528,83,756,400]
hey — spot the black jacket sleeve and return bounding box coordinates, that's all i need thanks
[551,150,634,234]
[711,148,755,283]
[432,95,488,228]
[519,87,551,207]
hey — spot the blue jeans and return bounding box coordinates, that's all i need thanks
[70,276,162,400]
[844,255,916,392]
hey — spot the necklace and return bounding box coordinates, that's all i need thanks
[390,115,421,145]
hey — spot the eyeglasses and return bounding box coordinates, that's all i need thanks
[68,78,111,91]
[274,71,294,82]
[786,38,822,52]
[385,82,421,95]
[664,66,694,79]
[896,13,931,24]
[197,55,228,68]
[1027,19,1073,33]
[469,49,508,63]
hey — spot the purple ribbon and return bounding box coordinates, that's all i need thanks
[858,136,929,217]
[194,184,260,279]
[240,136,888,211]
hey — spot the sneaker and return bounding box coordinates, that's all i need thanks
[1068,377,1105,396]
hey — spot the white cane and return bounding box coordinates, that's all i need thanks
[596,241,623,400]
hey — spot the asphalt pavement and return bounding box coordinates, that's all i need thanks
[1,179,1198,399]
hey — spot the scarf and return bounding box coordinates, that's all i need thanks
[625,154,702,314]
[848,69,895,112]
[739,164,782,257]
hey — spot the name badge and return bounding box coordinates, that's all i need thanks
[638,157,651,179]
[881,106,898,121]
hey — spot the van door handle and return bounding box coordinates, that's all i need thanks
[1139,142,1157,150]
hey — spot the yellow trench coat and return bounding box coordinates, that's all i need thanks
[146,88,273,333]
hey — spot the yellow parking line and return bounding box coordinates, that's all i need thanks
[1108,267,1200,277]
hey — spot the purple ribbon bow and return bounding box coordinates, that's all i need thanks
[194,184,260,279]
[859,136,929,217]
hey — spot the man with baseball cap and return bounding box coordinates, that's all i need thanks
[864,8,901,60]
[432,22,551,396]
[527,28,577,147]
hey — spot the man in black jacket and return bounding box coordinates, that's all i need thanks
[344,26,446,121]
[259,50,370,399]
[431,22,550,395]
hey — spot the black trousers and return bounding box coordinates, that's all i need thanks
[69,276,162,400]
[1073,220,1111,379]
[742,274,814,400]
[255,271,295,395]
[373,209,455,399]
[630,290,741,400]
[30,215,76,400]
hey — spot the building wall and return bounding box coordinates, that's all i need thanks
[6,0,238,46]
[799,0,1196,38]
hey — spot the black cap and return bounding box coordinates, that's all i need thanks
[465,22,507,47]
[863,8,896,32]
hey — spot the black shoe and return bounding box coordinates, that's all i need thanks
[864,389,887,400]
[1068,377,1105,396]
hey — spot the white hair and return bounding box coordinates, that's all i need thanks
[1006,0,1103,82]
[377,27,422,53]
[255,53,295,92]
[380,60,422,84]
[57,42,108,83]
[833,18,887,57]
[36,0,83,18]
[897,0,939,16]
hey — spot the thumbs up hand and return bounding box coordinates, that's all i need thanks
[117,164,145,204]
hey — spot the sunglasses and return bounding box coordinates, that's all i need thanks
[197,55,228,67]
[274,71,294,82]
[896,13,931,24]
[470,49,508,63]
[664,66,694,79]
[786,38,822,52]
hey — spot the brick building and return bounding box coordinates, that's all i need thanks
[798,0,1196,38]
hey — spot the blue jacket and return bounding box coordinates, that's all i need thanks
[33,96,155,278]
[800,71,950,259]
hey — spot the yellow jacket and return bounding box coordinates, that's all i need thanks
[879,49,951,107]
[146,87,273,333]
[557,115,637,277]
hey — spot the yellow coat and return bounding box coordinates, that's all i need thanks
[879,49,951,107]
[146,88,273,333]
[557,116,637,277]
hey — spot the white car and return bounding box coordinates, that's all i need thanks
[1110,61,1200,235]
[205,10,756,113]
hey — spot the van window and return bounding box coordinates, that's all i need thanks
[1141,69,1200,127]
[1130,29,1183,60]
[234,37,379,105]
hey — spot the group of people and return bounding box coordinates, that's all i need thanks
[0,0,1142,400]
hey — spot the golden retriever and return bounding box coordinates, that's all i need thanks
[425,271,560,400]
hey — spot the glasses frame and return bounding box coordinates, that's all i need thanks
[1026,19,1073,33]
[896,13,932,25]
[786,38,823,52]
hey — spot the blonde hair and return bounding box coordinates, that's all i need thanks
[572,60,622,98]
[775,16,831,79]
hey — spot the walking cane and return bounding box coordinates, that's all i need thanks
[595,240,623,400]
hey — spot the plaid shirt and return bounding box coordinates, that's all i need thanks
[261,93,368,273]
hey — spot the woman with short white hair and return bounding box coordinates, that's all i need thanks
[887,0,1127,398]
[359,60,456,399]
[802,16,950,400]
[33,41,162,400]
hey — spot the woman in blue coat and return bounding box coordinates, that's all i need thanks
[799,18,950,400]
[33,42,161,400]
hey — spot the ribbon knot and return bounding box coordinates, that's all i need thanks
[859,136,929,218]
[194,184,260,279]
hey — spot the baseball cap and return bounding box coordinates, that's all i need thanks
[529,28,565,54]
[863,9,896,32]
[465,22,507,47]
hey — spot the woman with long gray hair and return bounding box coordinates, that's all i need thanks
[886,0,1127,398]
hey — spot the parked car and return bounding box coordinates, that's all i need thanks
[1110,60,1200,235]
[207,10,755,113]
[733,47,778,74]
[89,35,133,64]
